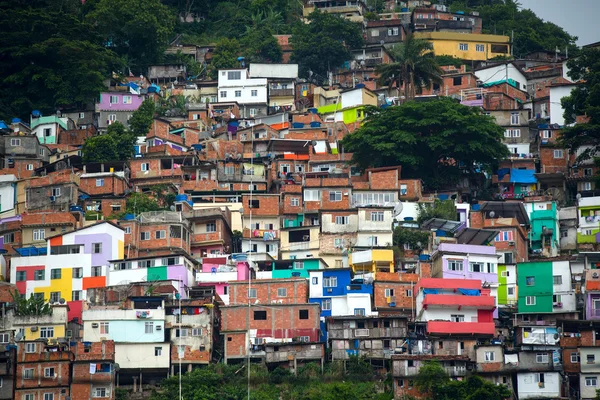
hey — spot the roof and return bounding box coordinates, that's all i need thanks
[21,212,76,227]
[455,228,499,245]
[414,32,510,43]
[479,201,530,225]
[108,251,199,266]
[509,169,537,184]
[421,218,463,234]
[416,277,482,291]
[228,277,307,285]
[267,139,312,153]
[366,19,403,28]
[45,221,124,240]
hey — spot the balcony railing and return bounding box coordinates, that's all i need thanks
[243,228,278,240]
[287,242,311,251]
[269,88,294,97]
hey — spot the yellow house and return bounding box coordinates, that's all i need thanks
[12,305,68,341]
[414,32,511,61]
[349,249,394,278]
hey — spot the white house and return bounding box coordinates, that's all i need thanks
[0,175,16,215]
[549,83,577,126]
[217,69,268,118]
[474,62,528,92]
[517,372,561,399]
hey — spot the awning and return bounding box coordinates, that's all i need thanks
[509,169,537,184]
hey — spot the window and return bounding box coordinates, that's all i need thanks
[92,243,102,254]
[124,226,131,234]
[370,211,384,222]
[123,95,132,104]
[453,76,462,86]
[571,352,580,363]
[588,354,596,364]
[486,263,496,273]
[16,271,26,281]
[526,296,536,305]
[140,232,150,241]
[323,277,337,287]
[304,190,321,201]
[141,162,150,171]
[24,368,34,379]
[33,229,45,241]
[26,164,34,171]
[277,288,287,297]
[504,129,521,137]
[542,130,552,139]
[44,394,54,400]
[109,95,118,104]
[94,388,108,398]
[220,91,227,98]
[175,328,188,337]
[228,71,241,80]
[3,233,14,244]
[484,351,495,361]
[254,311,267,320]
[553,275,562,285]
[554,149,564,158]
[586,377,598,387]
[92,266,102,277]
[526,276,535,286]
[154,347,162,356]
[34,270,45,281]
[459,43,468,51]
[451,314,465,322]
[294,261,304,269]
[143,322,153,334]
[50,292,60,303]
[299,309,309,319]
[51,187,61,197]
[584,168,594,176]
[335,216,348,225]
[44,367,55,377]
[469,262,483,273]
[251,90,258,96]
[322,299,332,311]
[290,197,300,207]
[536,353,548,363]
[11,138,21,146]
[507,287,515,296]
[96,178,104,187]
[234,90,241,98]
[476,44,485,52]
[155,230,166,239]
[72,268,83,278]
[495,231,514,241]
[40,327,54,338]
[354,308,366,316]
[71,290,81,301]
[329,191,342,201]
[108,114,116,122]
[25,343,36,353]
[510,113,520,125]
[384,288,395,297]
[248,288,257,298]
[99,322,109,334]
[369,236,378,246]
[583,182,593,191]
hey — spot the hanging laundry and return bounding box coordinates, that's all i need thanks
[90,363,97,374]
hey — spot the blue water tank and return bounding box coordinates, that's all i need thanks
[31,110,41,117]
[187,200,194,207]
[404,217,414,221]
[401,7,409,12]
[123,213,136,221]
[439,194,449,200]
[175,194,189,202]
[11,118,21,123]
[419,254,431,261]
[356,83,365,88]
[292,122,305,129]
[472,204,481,211]
[0,121,7,130]
[310,121,321,128]
[308,108,318,114]
[456,11,465,14]
[191,144,203,151]
[229,121,239,127]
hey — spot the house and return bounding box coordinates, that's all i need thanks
[349,249,395,279]
[0,135,49,179]
[474,62,528,92]
[517,370,562,399]
[412,7,483,34]
[82,296,170,391]
[0,175,17,215]
[96,89,145,131]
[248,63,299,111]
[240,194,280,259]
[30,112,71,145]
[186,207,233,259]
[523,200,560,257]
[415,278,496,336]
[559,320,600,400]
[25,170,80,212]
[147,64,186,83]
[304,0,366,23]
[365,20,405,46]
[549,82,578,126]
[279,225,320,260]
[71,340,116,400]
[11,222,125,322]
[487,108,532,156]
[577,194,600,250]
[372,272,418,317]
[414,32,511,61]
[517,260,575,315]
[195,259,250,305]
[217,69,268,118]
[257,258,328,280]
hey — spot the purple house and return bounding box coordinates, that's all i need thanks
[96,91,145,130]
[431,242,499,317]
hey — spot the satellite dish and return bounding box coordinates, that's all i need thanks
[489,211,495,218]
[59,298,66,304]
[311,140,317,146]
[393,203,403,217]
[170,205,176,212]
[236,153,242,159]
[15,332,24,342]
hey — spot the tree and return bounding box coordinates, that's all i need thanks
[414,361,451,400]
[393,227,430,251]
[125,192,161,215]
[417,200,458,224]
[241,27,283,63]
[87,0,175,72]
[375,34,442,99]
[0,0,119,120]
[559,48,600,180]
[129,99,156,137]
[341,99,509,189]
[82,122,137,163]
[210,38,242,79]
[11,289,51,316]
[291,10,363,78]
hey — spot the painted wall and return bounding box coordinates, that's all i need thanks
[517,261,553,313]
[497,264,517,306]
[98,92,144,112]
[115,343,170,369]
[474,64,528,91]
[82,309,165,343]
[517,372,560,399]
[549,85,575,126]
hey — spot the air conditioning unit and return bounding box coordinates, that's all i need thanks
[30,327,38,332]
[91,323,99,328]
[508,241,515,246]
[156,325,162,331]
[327,288,333,293]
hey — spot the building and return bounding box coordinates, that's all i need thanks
[96,90,145,131]
[577,194,600,250]
[217,69,268,118]
[71,340,116,400]
[365,20,405,46]
[303,0,366,23]
[248,63,298,111]
[257,258,328,280]
[517,260,576,315]
[186,207,233,259]
[349,249,395,279]
[413,32,511,61]
[415,278,496,336]
[240,194,280,259]
[524,200,560,257]
[0,135,48,179]
[30,113,70,145]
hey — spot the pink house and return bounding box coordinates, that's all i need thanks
[96,91,146,130]
[196,260,251,305]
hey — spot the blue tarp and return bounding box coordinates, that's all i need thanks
[509,169,537,184]
[497,168,510,181]
[423,289,439,296]
[15,247,47,256]
[458,289,481,296]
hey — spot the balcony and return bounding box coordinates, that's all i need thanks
[217,169,266,183]
[269,88,294,97]
[243,228,278,240]
[580,215,600,227]
[287,242,310,251]
[427,321,495,335]
[423,294,496,310]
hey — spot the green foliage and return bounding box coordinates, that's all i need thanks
[0,0,120,120]
[435,55,465,68]
[291,11,364,78]
[242,28,283,64]
[163,50,206,78]
[125,192,161,215]
[442,0,577,56]
[341,98,509,189]
[157,95,187,118]
[87,0,175,73]
[210,38,242,79]
[129,99,156,137]
[82,122,137,163]
[376,34,442,99]
[11,289,51,317]
[364,12,380,21]
[415,361,511,400]
[393,227,430,250]
[114,388,128,400]
[417,200,458,225]
[346,356,375,381]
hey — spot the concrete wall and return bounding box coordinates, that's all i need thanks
[115,342,170,369]
[517,372,560,399]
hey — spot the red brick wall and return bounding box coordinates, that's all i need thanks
[374,281,415,309]
[242,194,280,216]
[320,188,352,210]
[72,341,115,400]
[3,159,43,179]
[79,176,127,196]
[539,147,569,174]
[398,179,422,200]
[138,223,190,254]
[229,279,308,305]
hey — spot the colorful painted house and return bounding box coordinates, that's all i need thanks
[577,195,600,250]
[196,258,250,305]
[524,200,560,257]
[517,260,575,314]
[11,221,125,322]
[349,249,394,279]
[256,258,328,279]
[497,264,517,307]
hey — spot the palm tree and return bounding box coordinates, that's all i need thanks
[376,34,443,101]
